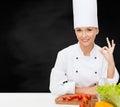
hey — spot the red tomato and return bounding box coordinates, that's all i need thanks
[67,96,73,101]
[85,95,91,100]
[79,102,85,107]
[62,96,67,100]
[78,95,83,100]
[71,94,78,99]
[69,95,75,99]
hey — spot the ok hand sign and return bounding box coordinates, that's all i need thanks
[100,37,115,63]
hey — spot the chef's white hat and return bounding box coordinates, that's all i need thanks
[72,0,98,28]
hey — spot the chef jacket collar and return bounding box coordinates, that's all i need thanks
[77,42,96,57]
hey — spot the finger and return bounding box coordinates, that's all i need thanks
[111,40,115,50]
[102,46,109,51]
[106,37,111,48]
[100,47,108,54]
[112,39,115,47]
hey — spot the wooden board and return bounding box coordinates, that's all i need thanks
[55,94,98,107]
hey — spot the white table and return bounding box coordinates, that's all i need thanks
[0,93,78,107]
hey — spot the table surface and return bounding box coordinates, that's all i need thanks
[0,93,79,107]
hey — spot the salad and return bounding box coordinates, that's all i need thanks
[95,83,120,107]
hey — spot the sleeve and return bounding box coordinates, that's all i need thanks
[49,51,75,96]
[107,67,119,84]
[98,58,119,85]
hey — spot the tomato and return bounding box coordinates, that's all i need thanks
[69,95,76,99]
[62,96,67,100]
[85,95,91,100]
[78,95,83,100]
[79,102,85,107]
[67,96,73,101]
[72,94,78,99]
[67,94,79,100]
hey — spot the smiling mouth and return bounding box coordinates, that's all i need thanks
[81,39,90,42]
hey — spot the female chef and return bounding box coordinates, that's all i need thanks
[49,0,119,96]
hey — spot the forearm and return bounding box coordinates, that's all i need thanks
[75,86,97,95]
[107,55,115,78]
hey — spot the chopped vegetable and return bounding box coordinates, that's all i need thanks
[95,83,120,107]
[94,101,114,107]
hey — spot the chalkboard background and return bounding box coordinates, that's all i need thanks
[0,0,120,92]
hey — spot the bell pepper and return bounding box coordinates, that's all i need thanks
[94,101,114,107]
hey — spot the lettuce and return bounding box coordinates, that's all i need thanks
[95,83,120,107]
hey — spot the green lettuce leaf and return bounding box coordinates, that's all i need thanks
[96,83,120,107]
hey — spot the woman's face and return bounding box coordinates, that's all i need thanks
[75,27,99,47]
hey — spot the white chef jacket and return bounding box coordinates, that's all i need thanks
[49,42,119,96]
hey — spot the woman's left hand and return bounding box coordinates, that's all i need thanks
[100,37,115,63]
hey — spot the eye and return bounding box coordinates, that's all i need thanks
[87,28,92,31]
[76,29,81,32]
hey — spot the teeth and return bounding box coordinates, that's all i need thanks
[82,39,89,42]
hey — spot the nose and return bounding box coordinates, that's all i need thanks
[82,31,87,37]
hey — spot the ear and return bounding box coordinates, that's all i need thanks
[96,28,99,35]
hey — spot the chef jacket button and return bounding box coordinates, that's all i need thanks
[76,70,78,73]
[63,81,68,84]
[76,57,78,59]
[95,72,97,74]
[94,57,97,59]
